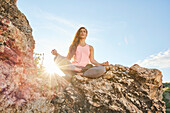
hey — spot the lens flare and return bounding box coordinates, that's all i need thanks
[44,62,65,76]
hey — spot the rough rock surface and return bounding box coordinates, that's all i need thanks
[0,0,36,106]
[0,0,166,113]
[52,64,166,113]
[0,0,55,112]
[0,0,34,48]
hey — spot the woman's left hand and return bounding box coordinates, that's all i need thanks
[101,61,109,66]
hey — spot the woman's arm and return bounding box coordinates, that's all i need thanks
[51,49,69,59]
[89,45,109,66]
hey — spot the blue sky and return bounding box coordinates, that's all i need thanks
[17,0,170,82]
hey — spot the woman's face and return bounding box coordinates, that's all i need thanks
[79,28,87,39]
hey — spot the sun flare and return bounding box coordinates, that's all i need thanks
[44,62,65,76]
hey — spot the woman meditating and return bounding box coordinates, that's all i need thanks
[51,27,109,81]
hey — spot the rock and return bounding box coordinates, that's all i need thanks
[52,64,166,113]
[0,0,166,112]
[0,0,49,112]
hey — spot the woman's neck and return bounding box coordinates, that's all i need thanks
[79,39,86,46]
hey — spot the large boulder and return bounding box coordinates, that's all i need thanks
[52,64,166,113]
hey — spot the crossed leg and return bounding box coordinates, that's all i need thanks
[83,65,106,78]
[54,55,106,79]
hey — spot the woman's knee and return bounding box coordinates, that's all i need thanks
[83,65,106,78]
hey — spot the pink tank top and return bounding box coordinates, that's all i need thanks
[72,44,90,67]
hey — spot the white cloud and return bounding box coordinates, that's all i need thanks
[31,8,107,53]
[44,14,76,28]
[34,11,75,36]
[38,23,73,37]
[34,9,104,41]
[136,49,170,68]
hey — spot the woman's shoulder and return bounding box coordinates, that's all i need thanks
[87,44,94,50]
[87,44,92,47]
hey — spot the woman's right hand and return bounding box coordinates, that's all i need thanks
[51,49,58,56]
[101,61,109,66]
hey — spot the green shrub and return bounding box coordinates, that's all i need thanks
[33,52,45,76]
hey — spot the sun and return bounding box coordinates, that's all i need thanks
[44,62,65,76]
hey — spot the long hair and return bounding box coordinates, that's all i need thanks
[67,27,88,60]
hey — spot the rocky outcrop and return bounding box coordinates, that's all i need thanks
[0,0,39,111]
[0,10,65,113]
[0,0,64,112]
[0,0,166,112]
[0,19,53,110]
[52,64,166,113]
[0,0,34,48]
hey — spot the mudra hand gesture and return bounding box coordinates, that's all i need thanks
[101,61,109,66]
[51,49,58,56]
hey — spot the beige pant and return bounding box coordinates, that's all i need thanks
[54,55,106,78]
